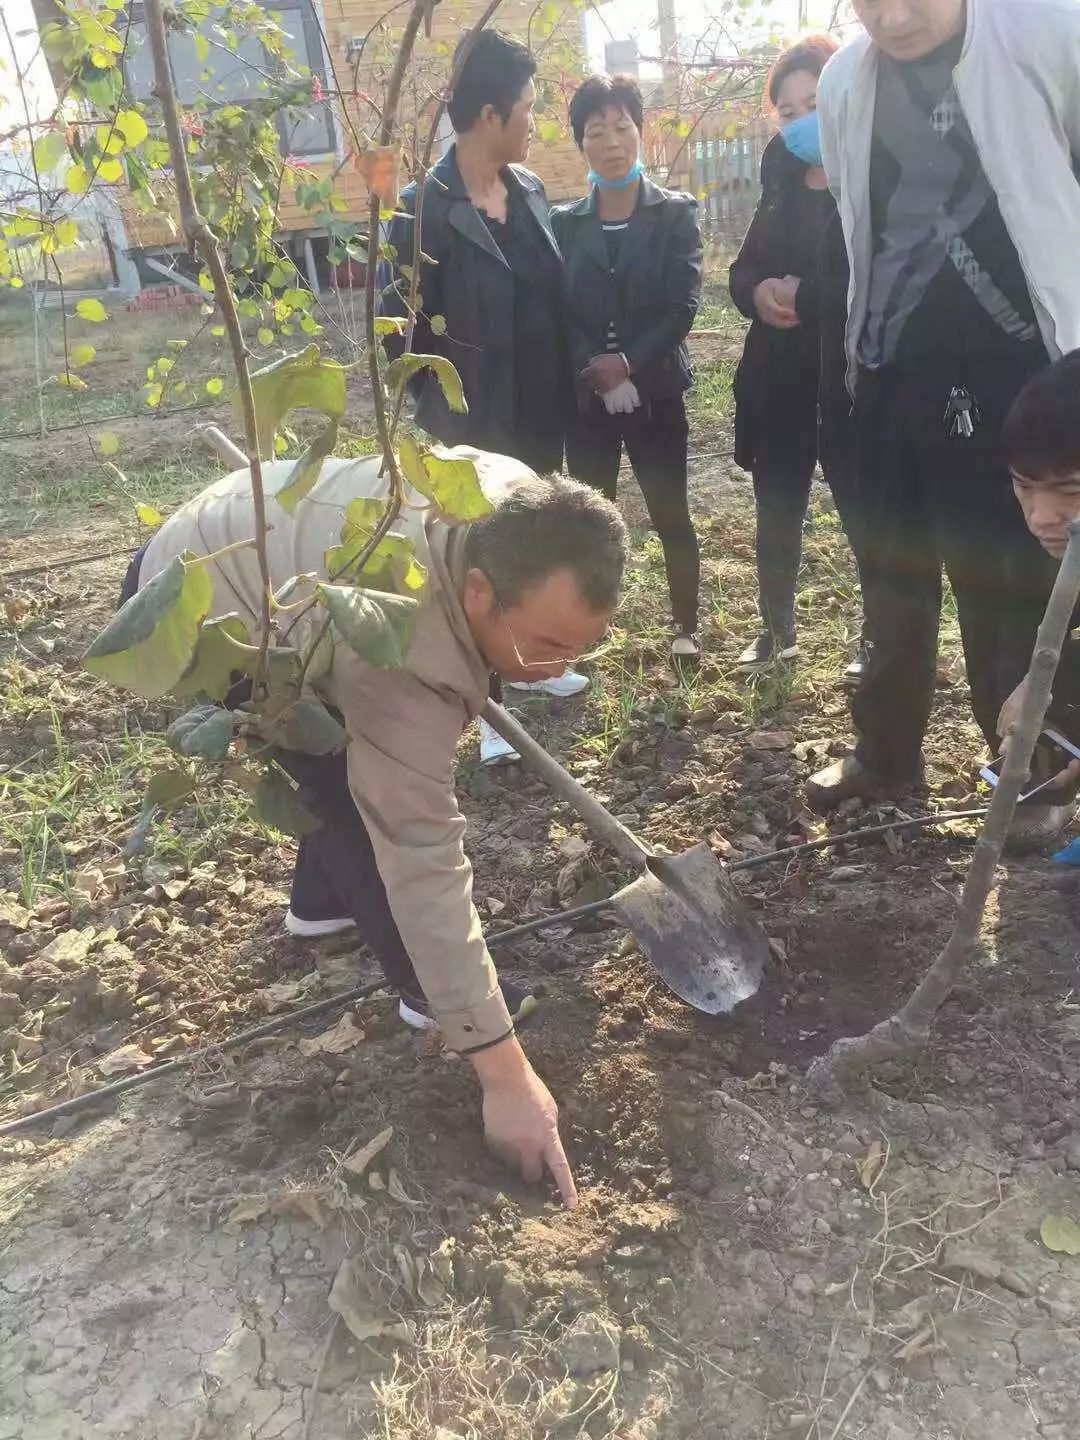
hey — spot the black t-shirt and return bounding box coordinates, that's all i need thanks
[861,31,1040,370]
[480,184,566,472]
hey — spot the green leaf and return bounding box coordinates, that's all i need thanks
[398,438,492,522]
[253,768,321,837]
[257,326,275,346]
[318,585,418,669]
[173,614,255,702]
[166,703,235,761]
[326,522,427,595]
[206,377,224,396]
[373,316,406,336]
[246,345,349,458]
[136,502,162,528]
[75,297,107,323]
[33,130,68,174]
[270,417,339,514]
[83,552,213,699]
[115,109,149,146]
[1041,1214,1080,1255]
[270,697,347,756]
[429,314,447,337]
[385,353,466,414]
[144,768,197,810]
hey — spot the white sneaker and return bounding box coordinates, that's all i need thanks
[479,717,520,766]
[671,630,701,662]
[505,670,590,698]
[284,910,357,937]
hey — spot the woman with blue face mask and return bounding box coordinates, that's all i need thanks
[553,74,704,664]
[729,35,868,683]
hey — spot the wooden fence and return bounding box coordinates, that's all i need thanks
[665,116,772,247]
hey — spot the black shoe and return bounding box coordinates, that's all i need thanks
[398,979,538,1031]
[842,643,872,688]
[738,631,798,670]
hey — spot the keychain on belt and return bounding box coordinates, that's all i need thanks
[944,385,979,439]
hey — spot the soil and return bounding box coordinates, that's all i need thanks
[3,445,1080,1440]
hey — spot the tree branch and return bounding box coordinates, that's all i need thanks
[143,0,274,685]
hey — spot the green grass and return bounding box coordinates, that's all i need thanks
[686,355,737,431]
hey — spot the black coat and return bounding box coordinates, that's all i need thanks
[729,135,839,471]
[551,176,702,405]
[380,146,564,456]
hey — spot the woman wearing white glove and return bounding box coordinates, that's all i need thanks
[552,74,703,663]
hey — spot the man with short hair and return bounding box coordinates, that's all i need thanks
[127,450,629,1207]
[381,31,587,758]
[809,0,1080,845]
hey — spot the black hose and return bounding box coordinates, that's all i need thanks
[0,805,989,1138]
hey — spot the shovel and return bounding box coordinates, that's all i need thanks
[483,701,770,1014]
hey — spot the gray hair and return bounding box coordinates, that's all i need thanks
[463,474,628,610]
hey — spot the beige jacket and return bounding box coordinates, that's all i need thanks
[139,450,536,1051]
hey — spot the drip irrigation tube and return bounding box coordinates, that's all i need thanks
[0,805,989,1138]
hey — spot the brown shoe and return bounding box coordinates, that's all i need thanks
[805,756,922,813]
[1005,799,1078,854]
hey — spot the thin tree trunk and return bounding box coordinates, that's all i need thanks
[807,519,1080,1104]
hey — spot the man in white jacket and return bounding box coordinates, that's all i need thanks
[806,0,1080,844]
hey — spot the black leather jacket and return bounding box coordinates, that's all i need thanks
[551,176,702,405]
[379,146,564,456]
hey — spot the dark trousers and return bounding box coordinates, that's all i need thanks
[281,749,422,998]
[566,394,700,632]
[850,350,1056,778]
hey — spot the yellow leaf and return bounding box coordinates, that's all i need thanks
[9,276,24,289]
[49,371,88,390]
[115,109,149,146]
[857,1140,887,1190]
[66,163,90,195]
[136,502,163,528]
[76,297,107,323]
[97,430,119,456]
[257,327,274,346]
[273,433,289,455]
[145,383,163,408]
[71,343,96,366]
[210,324,225,337]
[206,377,224,396]
[55,218,78,248]
[96,125,126,155]
[97,157,124,183]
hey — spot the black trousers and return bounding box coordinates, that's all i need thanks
[849,349,1057,778]
[281,749,422,998]
[566,394,700,632]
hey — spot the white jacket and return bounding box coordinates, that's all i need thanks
[818,0,1080,388]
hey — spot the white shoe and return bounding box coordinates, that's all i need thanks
[505,670,590,698]
[671,630,701,662]
[479,717,520,766]
[284,910,357,937]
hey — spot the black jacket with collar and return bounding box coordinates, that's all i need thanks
[551,175,702,405]
[379,146,564,454]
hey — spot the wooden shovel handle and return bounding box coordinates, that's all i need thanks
[482,701,651,872]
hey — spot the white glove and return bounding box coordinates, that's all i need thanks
[601,379,641,415]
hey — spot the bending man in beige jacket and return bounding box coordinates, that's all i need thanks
[128,450,628,1207]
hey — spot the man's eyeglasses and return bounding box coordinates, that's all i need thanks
[495,598,611,671]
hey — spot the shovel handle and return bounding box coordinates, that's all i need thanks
[482,701,651,872]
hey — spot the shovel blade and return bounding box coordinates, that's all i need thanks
[611,843,769,1014]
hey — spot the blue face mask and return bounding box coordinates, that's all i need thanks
[781,111,822,168]
[588,160,644,190]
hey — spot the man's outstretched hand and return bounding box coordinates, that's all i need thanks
[469,1034,578,1209]
[997,679,1080,790]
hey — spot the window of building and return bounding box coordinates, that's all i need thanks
[126,2,336,158]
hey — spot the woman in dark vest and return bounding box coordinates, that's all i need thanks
[553,74,704,664]
[730,35,867,682]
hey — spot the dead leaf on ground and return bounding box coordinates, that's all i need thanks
[225,1194,271,1229]
[857,1140,887,1191]
[253,975,319,1014]
[297,1012,365,1056]
[328,1256,411,1344]
[558,835,589,860]
[271,1187,332,1228]
[341,1125,393,1178]
[386,1167,422,1208]
[73,861,127,903]
[1041,1214,1080,1255]
[0,895,31,930]
[747,730,794,751]
[40,927,97,966]
[227,874,247,899]
[97,1043,155,1075]
[894,1324,937,1366]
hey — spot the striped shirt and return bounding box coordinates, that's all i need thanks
[602,220,629,352]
